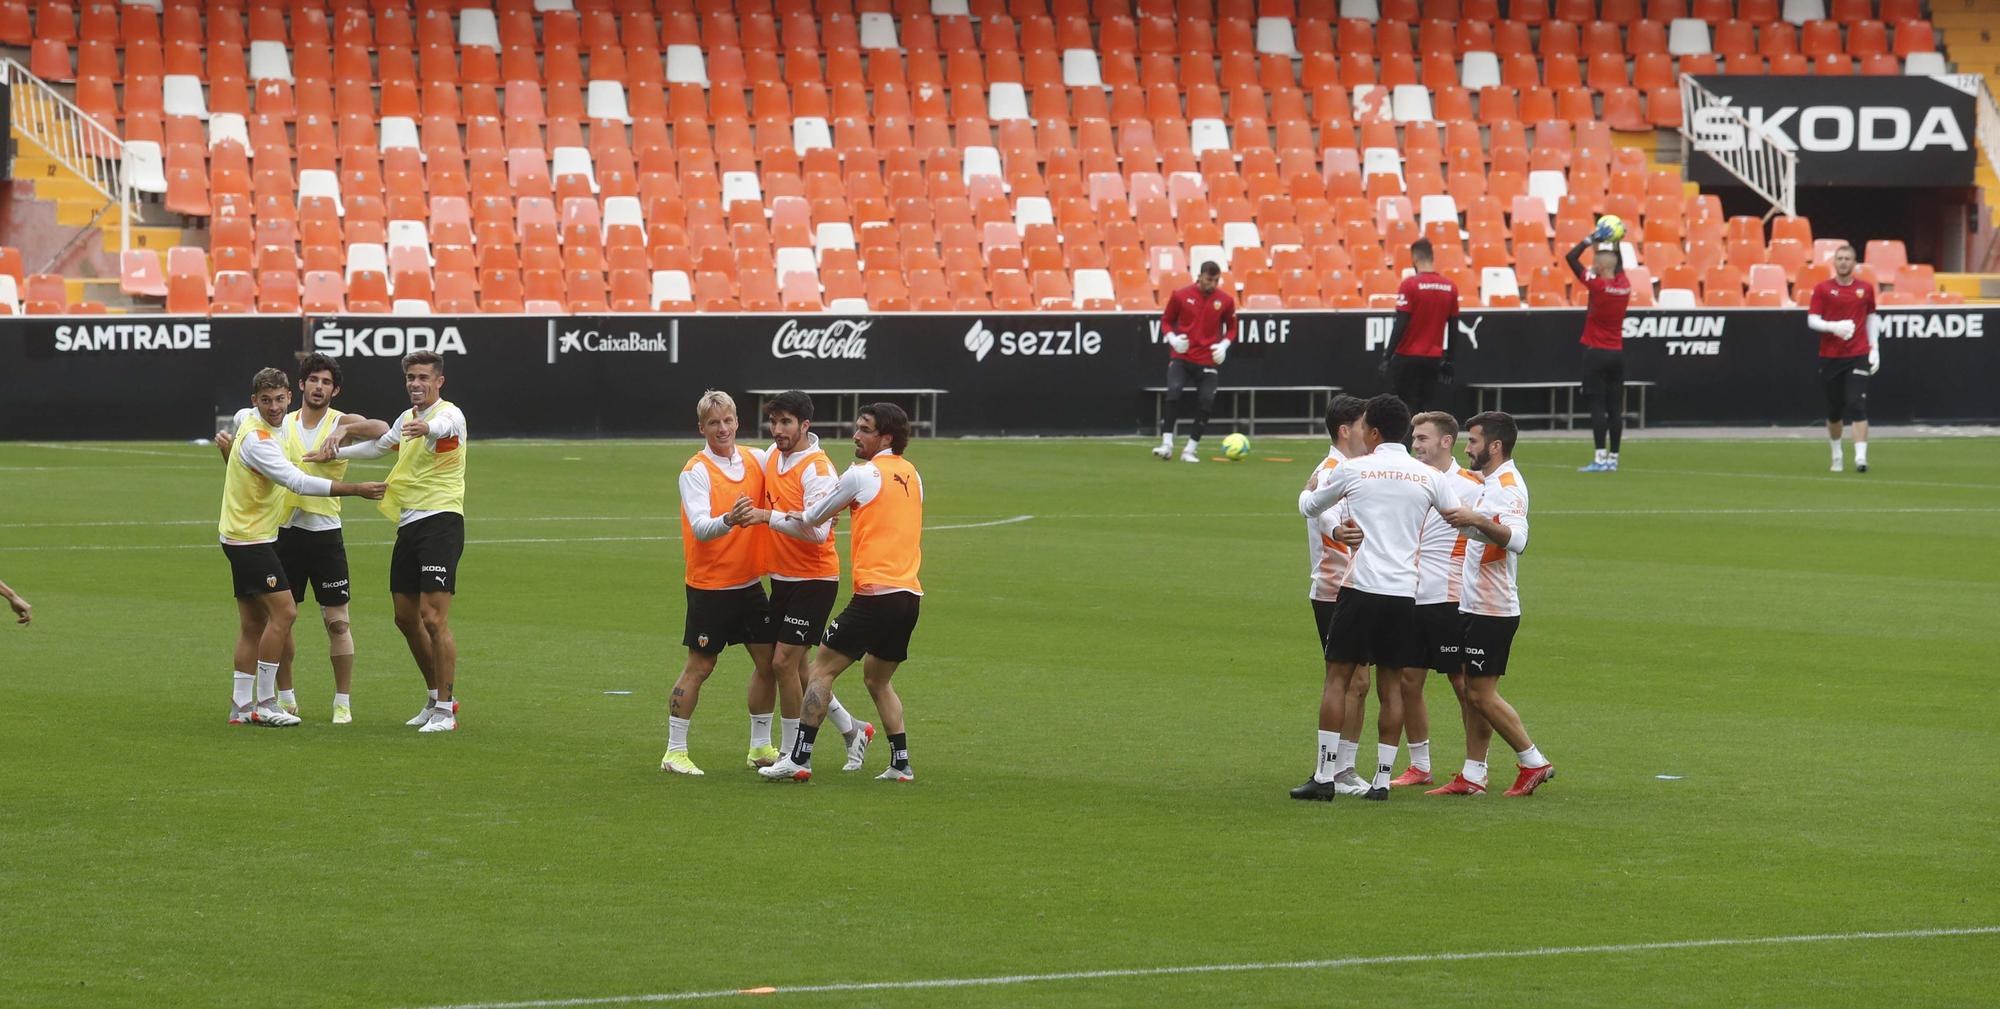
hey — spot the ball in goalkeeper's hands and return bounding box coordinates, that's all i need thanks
[1594,215,1626,242]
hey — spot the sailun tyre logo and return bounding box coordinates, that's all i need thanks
[771,319,871,360]
[313,323,467,357]
[963,321,1103,362]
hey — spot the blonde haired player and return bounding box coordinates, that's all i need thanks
[220,368,385,725]
[1387,411,1485,789]
[754,391,874,771]
[660,390,786,775]
[309,350,468,733]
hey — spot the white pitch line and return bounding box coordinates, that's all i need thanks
[394,925,2000,1009]
[4,506,1994,534]
[0,516,1034,553]
[20,442,205,459]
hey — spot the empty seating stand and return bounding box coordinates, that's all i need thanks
[16,0,1950,312]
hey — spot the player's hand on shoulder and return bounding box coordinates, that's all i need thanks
[1439,505,1477,528]
[1334,518,1365,547]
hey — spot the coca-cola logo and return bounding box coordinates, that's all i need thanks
[771,319,871,360]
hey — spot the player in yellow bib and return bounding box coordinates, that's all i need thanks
[215,353,387,722]
[218,368,386,726]
[308,350,467,733]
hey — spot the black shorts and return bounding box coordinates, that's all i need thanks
[389,512,465,595]
[1389,354,1443,410]
[683,583,775,654]
[1415,601,1463,673]
[1311,597,1339,661]
[1321,587,1421,669]
[1460,613,1522,677]
[823,591,921,664]
[222,542,290,598]
[277,526,352,607]
[1820,356,1870,423]
[769,578,838,647]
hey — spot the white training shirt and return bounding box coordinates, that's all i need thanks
[335,401,468,527]
[1457,459,1530,618]
[1414,461,1484,606]
[1304,446,1353,602]
[763,433,842,581]
[281,410,342,532]
[221,410,334,546]
[774,449,923,596]
[1298,442,1463,599]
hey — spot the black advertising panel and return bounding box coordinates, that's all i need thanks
[0,315,303,439]
[1688,75,1978,187]
[5,309,1995,439]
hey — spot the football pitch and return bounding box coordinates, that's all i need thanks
[1,433,1995,1009]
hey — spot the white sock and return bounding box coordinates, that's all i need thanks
[668,716,691,752]
[254,661,279,703]
[1184,437,1200,453]
[232,672,256,709]
[427,687,439,702]
[1315,730,1341,782]
[827,695,856,735]
[1855,441,1868,466]
[1464,758,1488,784]
[749,713,773,749]
[1373,743,1397,789]
[1409,739,1431,772]
[1607,451,1619,464]
[333,692,351,708]
[1160,430,1174,448]
[278,688,297,707]
[1830,437,1843,463]
[1516,744,1548,768]
[781,717,800,754]
[1594,448,1608,464]
[1336,739,1359,774]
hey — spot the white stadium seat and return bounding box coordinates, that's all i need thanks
[1062,49,1102,88]
[1667,18,1711,56]
[123,140,167,194]
[665,44,708,86]
[1255,17,1296,56]
[586,81,631,124]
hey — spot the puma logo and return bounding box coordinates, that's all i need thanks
[891,473,912,496]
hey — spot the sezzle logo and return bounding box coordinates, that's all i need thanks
[313,322,467,357]
[54,322,211,352]
[1692,104,1968,155]
[963,321,1103,362]
[771,318,871,360]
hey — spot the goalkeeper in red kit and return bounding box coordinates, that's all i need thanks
[1153,262,1237,463]
[1807,244,1880,473]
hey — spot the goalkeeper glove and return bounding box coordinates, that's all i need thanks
[1868,346,1880,374]
[1587,225,1611,243]
[1167,332,1191,354]
[1439,360,1455,385]
[1211,340,1230,365]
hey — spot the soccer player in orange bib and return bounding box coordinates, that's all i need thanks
[756,390,874,771]
[660,390,783,776]
[749,403,924,783]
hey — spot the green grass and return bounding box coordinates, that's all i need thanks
[1,435,1996,1009]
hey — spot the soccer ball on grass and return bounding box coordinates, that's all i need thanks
[1221,433,1251,461]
